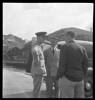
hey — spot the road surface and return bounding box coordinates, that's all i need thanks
[3,66,91,98]
[3,67,46,98]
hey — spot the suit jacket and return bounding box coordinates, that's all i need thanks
[44,47,59,76]
[57,40,88,82]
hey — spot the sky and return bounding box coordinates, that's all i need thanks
[3,3,93,40]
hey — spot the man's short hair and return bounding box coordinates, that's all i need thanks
[65,31,75,38]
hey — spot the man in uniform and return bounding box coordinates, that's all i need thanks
[31,32,47,98]
[44,43,59,98]
[56,31,88,98]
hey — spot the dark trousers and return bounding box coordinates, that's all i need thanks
[45,76,58,98]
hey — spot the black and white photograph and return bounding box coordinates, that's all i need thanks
[3,3,93,98]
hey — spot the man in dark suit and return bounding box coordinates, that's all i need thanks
[56,31,88,98]
[44,43,59,98]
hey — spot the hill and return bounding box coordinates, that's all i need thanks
[3,34,25,60]
[47,27,93,43]
[3,34,25,50]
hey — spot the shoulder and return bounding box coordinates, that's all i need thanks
[61,44,68,51]
[33,45,39,53]
[44,47,51,53]
[44,48,52,58]
[73,42,87,54]
[74,42,86,50]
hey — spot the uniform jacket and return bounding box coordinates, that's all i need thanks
[31,45,46,76]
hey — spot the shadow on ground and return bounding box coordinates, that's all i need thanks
[3,90,47,98]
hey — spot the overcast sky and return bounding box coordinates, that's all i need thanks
[3,3,93,40]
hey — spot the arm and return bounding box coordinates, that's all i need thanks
[56,45,67,80]
[25,51,33,73]
[82,48,89,77]
[44,50,51,76]
[32,49,40,67]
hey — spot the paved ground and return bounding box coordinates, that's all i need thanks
[3,66,93,98]
[3,67,46,98]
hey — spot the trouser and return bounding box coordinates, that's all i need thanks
[58,76,84,98]
[32,75,43,98]
[45,76,58,98]
[26,65,31,73]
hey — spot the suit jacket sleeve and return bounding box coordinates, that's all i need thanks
[56,45,67,80]
[44,50,51,76]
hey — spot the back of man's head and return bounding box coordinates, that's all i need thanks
[65,31,75,38]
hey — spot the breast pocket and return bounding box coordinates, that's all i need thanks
[39,53,44,60]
